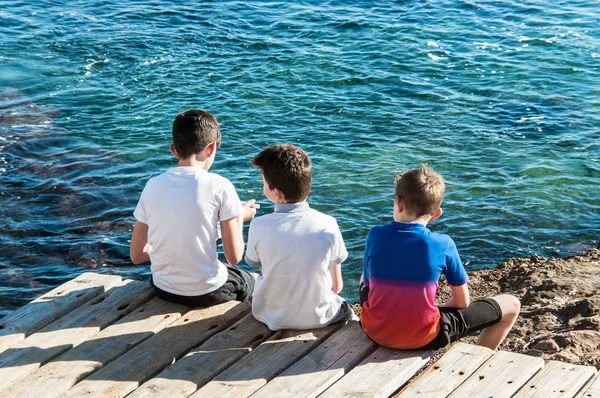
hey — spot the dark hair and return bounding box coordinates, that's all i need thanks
[252,144,312,203]
[395,164,445,217]
[172,109,221,159]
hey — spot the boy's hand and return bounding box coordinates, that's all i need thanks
[242,199,258,222]
[443,283,470,308]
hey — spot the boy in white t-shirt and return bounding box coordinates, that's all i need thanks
[245,144,355,330]
[130,109,257,307]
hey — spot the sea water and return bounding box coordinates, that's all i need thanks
[1,0,599,315]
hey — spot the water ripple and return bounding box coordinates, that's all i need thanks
[1,0,599,315]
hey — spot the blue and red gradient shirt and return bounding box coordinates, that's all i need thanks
[360,222,468,349]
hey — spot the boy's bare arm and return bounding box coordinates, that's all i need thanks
[443,283,470,308]
[329,264,343,294]
[221,201,258,266]
[130,221,151,264]
[220,215,244,266]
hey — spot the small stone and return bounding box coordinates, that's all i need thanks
[531,339,560,353]
[571,317,600,331]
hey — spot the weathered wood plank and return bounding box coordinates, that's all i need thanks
[0,280,153,392]
[514,360,597,398]
[318,347,431,398]
[60,301,250,398]
[252,320,377,398]
[128,313,274,398]
[190,322,342,398]
[579,373,600,398]
[1,297,188,398]
[0,273,123,353]
[447,350,545,398]
[397,342,494,397]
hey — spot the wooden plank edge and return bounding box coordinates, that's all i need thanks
[0,273,123,353]
[0,279,154,393]
[319,347,432,398]
[395,343,495,397]
[59,301,250,398]
[513,361,597,398]
[577,372,600,398]
[251,320,379,398]
[1,298,190,398]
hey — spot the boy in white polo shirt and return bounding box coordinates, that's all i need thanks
[130,109,257,307]
[245,144,354,330]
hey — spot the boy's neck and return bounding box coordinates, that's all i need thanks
[393,213,430,226]
[171,143,215,171]
[177,155,212,170]
[276,199,306,205]
[393,197,441,226]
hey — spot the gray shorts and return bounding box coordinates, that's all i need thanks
[151,265,255,307]
[328,301,356,325]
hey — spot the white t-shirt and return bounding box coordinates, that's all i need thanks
[134,166,243,296]
[245,202,348,330]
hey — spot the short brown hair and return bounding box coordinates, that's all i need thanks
[172,109,221,159]
[395,164,445,217]
[252,144,311,203]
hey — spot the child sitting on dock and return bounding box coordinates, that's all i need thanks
[245,144,355,330]
[130,109,257,307]
[360,164,520,350]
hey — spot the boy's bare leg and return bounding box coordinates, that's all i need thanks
[477,294,521,350]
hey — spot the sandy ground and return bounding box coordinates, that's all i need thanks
[352,247,600,369]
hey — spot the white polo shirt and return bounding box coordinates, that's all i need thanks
[245,202,348,330]
[134,166,243,296]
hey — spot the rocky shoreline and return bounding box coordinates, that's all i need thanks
[354,246,600,369]
[457,247,600,369]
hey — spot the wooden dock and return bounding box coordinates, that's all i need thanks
[0,272,597,398]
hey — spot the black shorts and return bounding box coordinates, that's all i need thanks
[150,265,255,308]
[359,283,501,350]
[420,298,503,350]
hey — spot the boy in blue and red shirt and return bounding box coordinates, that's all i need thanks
[360,164,520,350]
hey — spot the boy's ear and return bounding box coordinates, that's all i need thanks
[169,144,180,159]
[395,196,404,212]
[205,142,217,158]
[273,187,286,204]
[429,207,443,222]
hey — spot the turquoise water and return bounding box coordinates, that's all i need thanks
[1,0,599,316]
